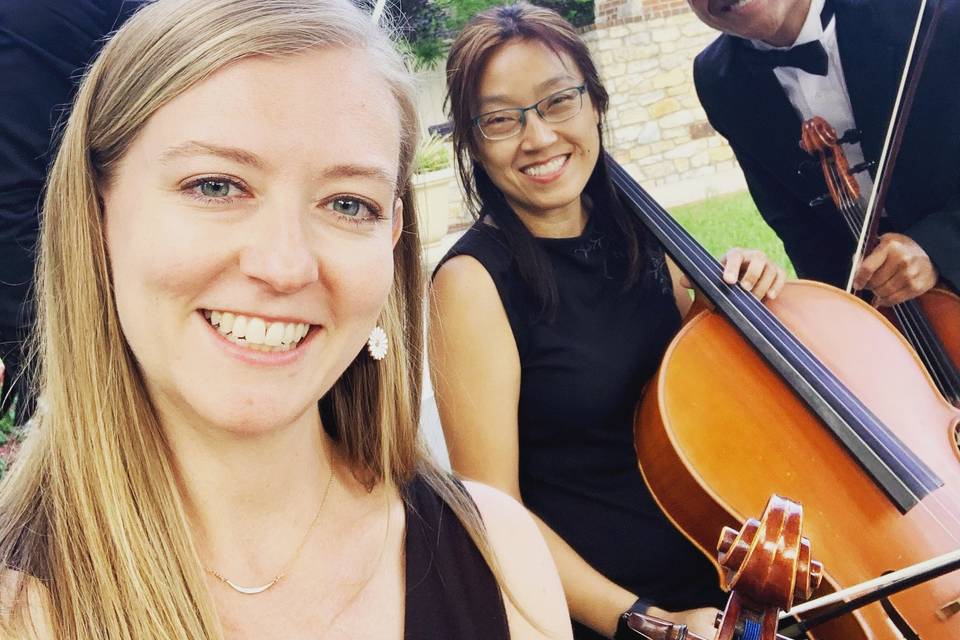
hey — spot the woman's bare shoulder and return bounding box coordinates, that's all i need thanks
[463,481,572,639]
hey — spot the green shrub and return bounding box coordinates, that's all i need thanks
[414,134,451,174]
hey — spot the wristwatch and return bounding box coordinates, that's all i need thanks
[614,598,691,640]
[614,598,652,639]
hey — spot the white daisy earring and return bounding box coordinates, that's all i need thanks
[367,326,388,361]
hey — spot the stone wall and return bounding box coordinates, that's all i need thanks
[584,1,746,205]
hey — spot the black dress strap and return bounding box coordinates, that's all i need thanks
[403,476,510,640]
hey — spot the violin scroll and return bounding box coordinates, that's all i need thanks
[800,116,861,208]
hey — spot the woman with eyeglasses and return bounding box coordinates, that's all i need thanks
[428,4,788,639]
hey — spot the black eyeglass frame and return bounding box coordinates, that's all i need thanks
[471,85,588,141]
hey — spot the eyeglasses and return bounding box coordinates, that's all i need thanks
[472,85,587,141]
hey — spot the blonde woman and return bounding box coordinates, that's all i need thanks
[0,1,571,638]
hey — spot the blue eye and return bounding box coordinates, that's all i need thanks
[182,176,247,203]
[324,196,383,225]
[199,180,232,198]
[332,198,363,216]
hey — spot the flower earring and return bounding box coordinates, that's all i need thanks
[367,326,388,361]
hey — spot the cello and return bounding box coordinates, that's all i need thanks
[625,494,824,640]
[630,495,960,640]
[608,152,960,639]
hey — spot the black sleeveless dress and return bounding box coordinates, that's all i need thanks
[403,475,510,639]
[437,215,724,639]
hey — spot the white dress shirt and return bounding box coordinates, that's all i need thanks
[752,0,875,198]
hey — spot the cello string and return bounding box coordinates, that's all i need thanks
[616,161,925,489]
[609,160,960,537]
[639,169,960,534]
[826,161,959,404]
[838,175,960,401]
[610,161,927,494]
[624,169,960,533]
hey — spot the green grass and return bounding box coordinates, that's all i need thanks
[670,191,796,278]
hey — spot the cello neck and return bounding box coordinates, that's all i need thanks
[605,154,942,514]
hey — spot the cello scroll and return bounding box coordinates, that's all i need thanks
[621,495,821,640]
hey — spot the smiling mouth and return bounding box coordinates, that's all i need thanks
[521,154,570,177]
[717,0,756,13]
[202,310,312,352]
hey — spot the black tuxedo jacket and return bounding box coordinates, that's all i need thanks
[693,0,960,290]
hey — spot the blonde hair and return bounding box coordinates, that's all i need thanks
[0,0,491,636]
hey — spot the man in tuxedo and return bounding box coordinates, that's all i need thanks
[0,0,143,421]
[688,0,960,304]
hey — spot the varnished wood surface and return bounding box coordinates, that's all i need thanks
[635,279,960,640]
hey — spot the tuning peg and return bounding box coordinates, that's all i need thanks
[809,193,832,207]
[850,160,876,174]
[838,128,862,144]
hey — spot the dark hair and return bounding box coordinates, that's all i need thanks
[445,2,651,319]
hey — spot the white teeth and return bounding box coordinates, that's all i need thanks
[264,322,284,347]
[723,0,753,11]
[203,310,312,352]
[283,323,297,345]
[522,155,566,177]
[220,312,235,334]
[244,318,267,344]
[232,316,248,339]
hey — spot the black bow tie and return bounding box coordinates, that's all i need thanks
[739,0,834,76]
[741,39,830,76]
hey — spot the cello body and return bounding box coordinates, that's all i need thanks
[635,280,960,640]
[883,285,960,373]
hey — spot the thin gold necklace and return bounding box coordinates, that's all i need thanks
[206,469,335,595]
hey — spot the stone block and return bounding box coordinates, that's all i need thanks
[620,107,652,126]
[662,125,686,140]
[681,20,713,38]
[615,120,661,145]
[691,150,710,168]
[597,37,624,51]
[622,46,660,62]
[608,25,630,39]
[625,31,652,46]
[652,67,686,89]
[652,26,681,43]
[635,89,666,106]
[688,120,715,140]
[604,63,627,79]
[648,97,681,119]
[664,138,708,159]
[660,109,695,128]
[709,146,734,163]
[660,53,686,69]
[642,160,676,180]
